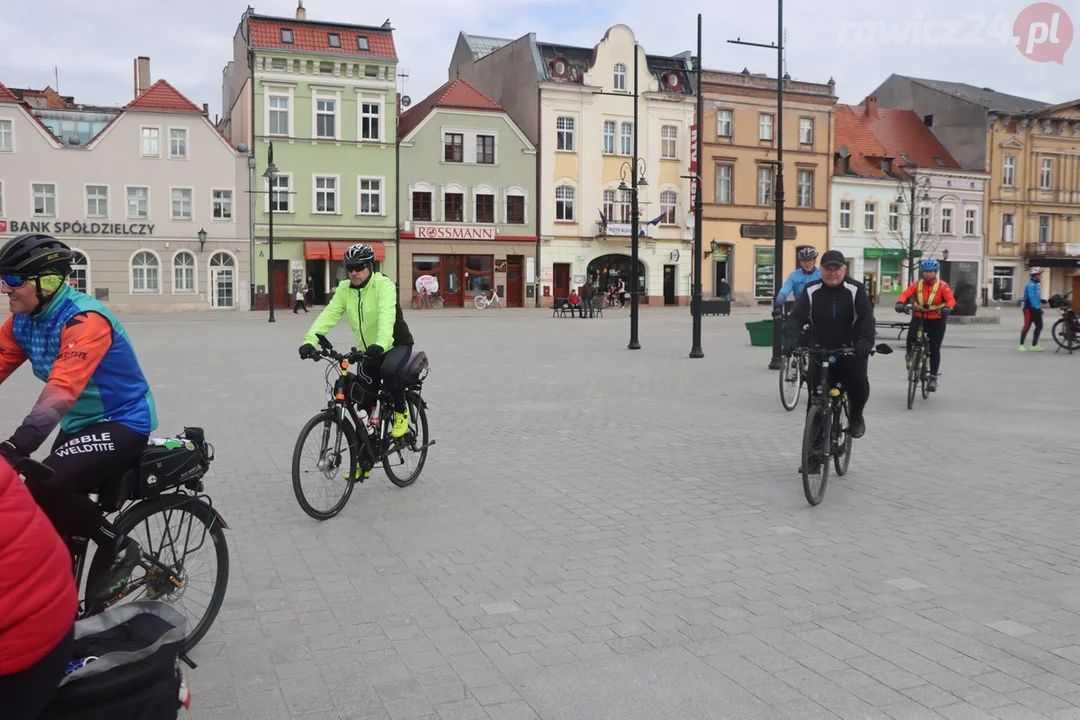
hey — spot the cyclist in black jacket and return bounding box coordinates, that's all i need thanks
[783,250,876,438]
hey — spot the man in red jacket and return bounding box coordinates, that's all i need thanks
[0,459,78,719]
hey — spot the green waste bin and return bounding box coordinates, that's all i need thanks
[746,318,783,347]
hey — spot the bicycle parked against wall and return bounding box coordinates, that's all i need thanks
[796,343,892,506]
[292,334,433,520]
[474,287,503,309]
[412,288,445,310]
[1049,292,1079,354]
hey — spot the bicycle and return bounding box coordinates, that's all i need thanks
[474,287,503,309]
[897,307,931,409]
[12,427,229,658]
[775,308,807,411]
[1049,292,1079,355]
[412,288,444,310]
[292,334,434,520]
[602,292,622,309]
[796,343,892,506]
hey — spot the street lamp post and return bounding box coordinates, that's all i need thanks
[688,13,705,359]
[619,157,648,350]
[263,141,279,323]
[730,0,786,370]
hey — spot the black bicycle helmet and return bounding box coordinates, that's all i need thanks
[797,247,818,261]
[343,243,376,268]
[0,233,73,277]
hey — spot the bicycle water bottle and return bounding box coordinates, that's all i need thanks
[370,405,381,429]
[356,408,369,427]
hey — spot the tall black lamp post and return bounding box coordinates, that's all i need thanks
[263,141,279,323]
[688,13,705,359]
[619,158,648,350]
[730,0,786,370]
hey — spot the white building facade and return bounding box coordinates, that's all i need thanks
[0,73,249,312]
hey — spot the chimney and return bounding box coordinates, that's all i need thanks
[202,102,209,114]
[296,0,306,19]
[133,56,151,97]
[865,96,879,119]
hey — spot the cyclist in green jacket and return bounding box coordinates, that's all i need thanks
[298,244,415,439]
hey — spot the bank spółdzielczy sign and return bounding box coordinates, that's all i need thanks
[0,220,155,235]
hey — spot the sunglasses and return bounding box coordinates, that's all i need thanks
[1,274,30,289]
[345,264,368,273]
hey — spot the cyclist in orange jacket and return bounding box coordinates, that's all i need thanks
[895,258,956,392]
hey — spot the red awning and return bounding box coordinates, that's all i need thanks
[303,241,330,260]
[329,241,386,262]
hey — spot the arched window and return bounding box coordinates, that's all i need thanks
[613,63,627,91]
[131,250,160,293]
[209,251,236,308]
[659,190,678,225]
[555,186,575,222]
[172,250,196,293]
[69,250,90,293]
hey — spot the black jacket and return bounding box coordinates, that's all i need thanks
[785,277,875,351]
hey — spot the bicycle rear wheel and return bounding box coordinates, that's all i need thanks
[431,296,444,309]
[292,410,359,520]
[411,296,422,310]
[906,348,921,410]
[801,403,830,506]
[833,396,853,476]
[779,354,801,411]
[920,362,931,399]
[383,392,430,487]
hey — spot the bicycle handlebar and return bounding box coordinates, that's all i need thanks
[304,334,367,365]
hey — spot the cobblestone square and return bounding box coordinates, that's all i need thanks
[2,306,1078,720]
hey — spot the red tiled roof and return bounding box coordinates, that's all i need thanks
[833,104,890,179]
[398,79,505,138]
[249,15,396,59]
[857,103,960,173]
[0,82,18,102]
[124,79,203,113]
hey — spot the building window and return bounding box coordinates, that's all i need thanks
[506,194,525,224]
[941,207,953,234]
[799,117,814,145]
[1038,214,1051,244]
[864,202,876,231]
[444,192,464,222]
[796,170,813,207]
[360,100,380,141]
[315,97,336,139]
[86,185,108,218]
[212,189,233,220]
[412,191,432,221]
[964,207,977,235]
[328,33,341,48]
[1003,155,1015,187]
[444,133,463,162]
[268,95,290,136]
[314,176,338,213]
[33,183,56,217]
[475,193,495,223]
[269,174,291,213]
[839,200,851,230]
[1001,213,1015,243]
[757,167,773,205]
[661,126,677,159]
[476,135,495,164]
[659,190,677,225]
[169,129,187,158]
[140,127,159,157]
[919,206,932,234]
[173,251,196,293]
[357,36,370,51]
[171,188,193,220]
[993,266,1014,301]
[357,178,381,215]
[620,122,632,155]
[555,185,575,221]
[714,164,733,204]
[69,251,89,293]
[603,121,615,154]
[603,189,616,222]
[716,110,732,138]
[759,114,774,141]
[131,251,159,292]
[613,63,627,91]
[127,187,149,218]
[1040,158,1053,189]
[280,28,293,44]
[617,188,632,223]
[0,119,11,151]
[889,203,900,232]
[556,117,574,151]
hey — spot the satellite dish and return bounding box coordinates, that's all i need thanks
[401,95,412,108]
[838,145,850,158]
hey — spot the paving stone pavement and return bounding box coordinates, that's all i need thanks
[2,305,1079,720]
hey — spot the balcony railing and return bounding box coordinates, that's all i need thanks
[1023,242,1080,259]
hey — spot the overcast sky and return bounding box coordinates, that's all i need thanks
[0,0,1074,118]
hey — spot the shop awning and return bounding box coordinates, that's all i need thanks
[329,241,386,262]
[303,241,331,260]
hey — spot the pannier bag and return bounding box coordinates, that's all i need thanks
[41,600,191,720]
[135,427,213,499]
[403,351,430,384]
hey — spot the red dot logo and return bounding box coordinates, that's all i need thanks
[1014,2,1073,63]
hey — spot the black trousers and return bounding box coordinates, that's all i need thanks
[805,355,870,419]
[906,317,947,375]
[0,626,74,720]
[27,422,148,550]
[357,344,412,414]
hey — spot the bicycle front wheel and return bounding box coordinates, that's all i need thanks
[906,349,920,410]
[779,354,801,411]
[801,403,830,506]
[292,410,359,520]
[431,296,444,309]
[411,296,422,310]
[383,392,430,487]
[833,396,853,477]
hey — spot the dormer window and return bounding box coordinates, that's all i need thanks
[613,63,627,91]
[550,57,568,79]
[328,33,341,48]
[280,28,294,44]
[357,36,370,51]
[837,155,849,173]
[664,72,681,91]
[882,157,892,174]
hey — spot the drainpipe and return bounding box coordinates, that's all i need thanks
[246,9,257,310]
[535,86,542,307]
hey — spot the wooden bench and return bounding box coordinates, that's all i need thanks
[552,298,603,318]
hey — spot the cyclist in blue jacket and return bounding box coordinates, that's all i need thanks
[772,247,821,317]
[1019,267,1046,352]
